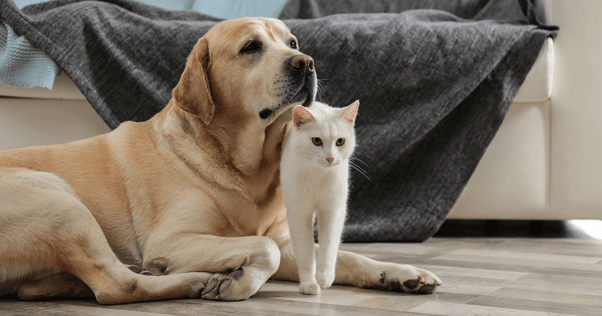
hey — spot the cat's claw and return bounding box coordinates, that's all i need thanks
[299,282,321,295]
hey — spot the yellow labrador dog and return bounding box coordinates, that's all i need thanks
[0,18,441,304]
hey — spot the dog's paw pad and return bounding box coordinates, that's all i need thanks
[201,268,253,301]
[402,277,424,291]
[379,265,441,294]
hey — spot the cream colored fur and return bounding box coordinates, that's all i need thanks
[0,18,441,305]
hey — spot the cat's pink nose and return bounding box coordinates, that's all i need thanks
[326,157,334,164]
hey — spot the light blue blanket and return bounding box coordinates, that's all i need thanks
[0,0,286,89]
[1,0,59,88]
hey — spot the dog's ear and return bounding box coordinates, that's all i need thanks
[172,37,215,125]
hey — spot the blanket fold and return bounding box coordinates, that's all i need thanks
[0,0,557,241]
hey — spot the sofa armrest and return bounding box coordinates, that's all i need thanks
[547,0,602,218]
[513,38,553,103]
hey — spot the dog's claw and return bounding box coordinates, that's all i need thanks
[126,265,143,274]
[202,278,219,296]
[126,264,157,276]
[219,280,232,294]
[200,269,250,301]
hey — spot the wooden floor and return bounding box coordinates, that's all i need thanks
[2,220,602,315]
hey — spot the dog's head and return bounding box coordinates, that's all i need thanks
[172,18,317,126]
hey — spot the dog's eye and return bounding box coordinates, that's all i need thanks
[312,137,322,146]
[336,138,345,146]
[240,40,262,54]
[289,40,298,49]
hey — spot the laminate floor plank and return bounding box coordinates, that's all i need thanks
[3,220,602,315]
[467,295,602,316]
[484,287,602,308]
[408,301,578,316]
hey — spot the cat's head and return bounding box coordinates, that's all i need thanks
[291,101,359,168]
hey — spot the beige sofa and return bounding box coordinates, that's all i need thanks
[450,0,600,220]
[0,73,110,150]
[0,0,596,220]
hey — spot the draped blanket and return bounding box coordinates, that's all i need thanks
[0,0,557,241]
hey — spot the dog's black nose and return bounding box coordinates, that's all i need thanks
[289,55,314,73]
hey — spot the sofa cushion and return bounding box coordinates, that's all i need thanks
[0,71,84,100]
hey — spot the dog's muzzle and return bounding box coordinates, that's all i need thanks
[259,54,317,120]
[288,54,316,108]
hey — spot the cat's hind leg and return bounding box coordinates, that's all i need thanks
[16,272,94,300]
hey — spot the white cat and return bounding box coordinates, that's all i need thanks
[281,100,359,295]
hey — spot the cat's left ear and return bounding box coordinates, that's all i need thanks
[292,105,316,129]
[341,100,359,125]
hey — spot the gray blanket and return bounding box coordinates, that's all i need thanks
[0,0,557,241]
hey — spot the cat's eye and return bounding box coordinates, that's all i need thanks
[312,137,323,146]
[336,138,345,146]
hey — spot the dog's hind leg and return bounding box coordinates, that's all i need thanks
[1,169,212,304]
[16,272,94,300]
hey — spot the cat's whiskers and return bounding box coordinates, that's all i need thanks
[316,79,326,100]
[348,160,368,175]
[349,161,372,183]
[350,157,370,169]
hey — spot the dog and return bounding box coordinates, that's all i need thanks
[0,17,441,304]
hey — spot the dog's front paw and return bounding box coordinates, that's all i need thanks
[315,268,335,289]
[378,264,441,294]
[299,282,320,295]
[125,264,155,276]
[201,269,254,301]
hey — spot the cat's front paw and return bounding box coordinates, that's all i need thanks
[299,282,321,295]
[316,268,335,289]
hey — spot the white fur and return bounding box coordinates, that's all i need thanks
[281,101,358,295]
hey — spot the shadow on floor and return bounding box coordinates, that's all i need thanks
[433,220,590,239]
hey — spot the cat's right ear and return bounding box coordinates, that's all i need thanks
[292,105,315,129]
[341,100,359,125]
